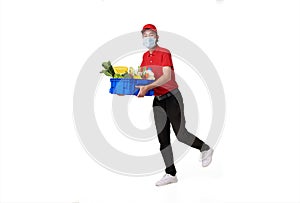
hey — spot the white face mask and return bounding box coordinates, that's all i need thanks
[143,37,156,49]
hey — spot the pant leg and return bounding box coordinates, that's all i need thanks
[165,91,210,152]
[153,97,177,176]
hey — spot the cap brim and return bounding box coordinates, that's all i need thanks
[141,28,157,33]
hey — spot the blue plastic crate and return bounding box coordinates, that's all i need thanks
[109,78,154,96]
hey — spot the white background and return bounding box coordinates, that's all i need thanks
[1,0,300,203]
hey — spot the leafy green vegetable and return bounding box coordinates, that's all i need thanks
[123,73,132,79]
[104,72,112,77]
[113,73,122,78]
[100,61,115,77]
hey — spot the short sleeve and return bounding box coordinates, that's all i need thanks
[161,52,173,68]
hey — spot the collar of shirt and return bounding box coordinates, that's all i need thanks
[147,46,161,57]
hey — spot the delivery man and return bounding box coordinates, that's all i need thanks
[135,24,214,186]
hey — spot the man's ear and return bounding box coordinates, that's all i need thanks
[156,35,159,43]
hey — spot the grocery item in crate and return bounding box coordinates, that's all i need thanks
[100,61,155,80]
[109,78,154,96]
[145,68,155,80]
[99,61,156,96]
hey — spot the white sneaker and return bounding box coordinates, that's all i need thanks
[155,174,178,186]
[201,148,214,167]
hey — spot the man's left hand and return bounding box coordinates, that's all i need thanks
[135,85,149,97]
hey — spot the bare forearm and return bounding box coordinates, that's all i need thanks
[135,66,172,97]
[146,73,170,90]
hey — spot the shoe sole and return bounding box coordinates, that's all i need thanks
[202,158,212,167]
[156,179,178,187]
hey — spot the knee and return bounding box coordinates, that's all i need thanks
[176,129,188,143]
[160,143,170,151]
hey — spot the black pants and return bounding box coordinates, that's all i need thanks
[152,89,210,176]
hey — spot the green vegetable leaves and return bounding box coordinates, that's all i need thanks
[100,61,115,78]
[114,73,123,78]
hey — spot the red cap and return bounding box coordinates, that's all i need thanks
[141,24,157,33]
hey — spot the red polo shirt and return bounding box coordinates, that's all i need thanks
[140,46,179,96]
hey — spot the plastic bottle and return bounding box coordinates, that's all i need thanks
[147,68,155,80]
